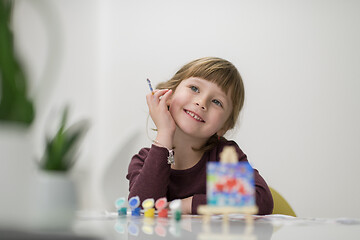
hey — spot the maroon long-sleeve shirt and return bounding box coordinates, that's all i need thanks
[126,139,273,215]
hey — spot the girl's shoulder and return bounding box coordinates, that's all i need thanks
[210,138,247,162]
[216,138,241,151]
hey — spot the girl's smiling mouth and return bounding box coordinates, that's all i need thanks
[184,110,205,122]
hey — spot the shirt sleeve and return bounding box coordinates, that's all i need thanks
[236,146,274,215]
[192,194,206,214]
[233,142,274,215]
[126,144,172,203]
[253,169,274,215]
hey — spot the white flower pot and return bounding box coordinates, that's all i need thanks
[31,171,77,232]
[0,125,35,229]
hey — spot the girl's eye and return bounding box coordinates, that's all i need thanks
[190,86,199,92]
[212,99,223,107]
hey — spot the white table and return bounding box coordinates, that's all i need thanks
[72,213,360,240]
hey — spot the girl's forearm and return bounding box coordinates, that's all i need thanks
[154,130,174,150]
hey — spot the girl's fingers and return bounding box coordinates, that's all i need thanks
[147,89,171,103]
[159,89,172,105]
[146,89,172,109]
[146,89,163,104]
[153,89,169,100]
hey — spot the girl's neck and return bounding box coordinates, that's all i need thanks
[171,128,207,170]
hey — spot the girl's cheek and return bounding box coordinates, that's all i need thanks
[168,105,176,117]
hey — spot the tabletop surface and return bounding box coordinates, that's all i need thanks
[71,212,360,240]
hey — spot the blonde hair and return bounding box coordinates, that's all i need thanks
[157,57,245,151]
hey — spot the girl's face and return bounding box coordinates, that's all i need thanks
[168,77,233,140]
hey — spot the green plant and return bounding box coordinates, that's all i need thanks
[0,0,35,125]
[40,107,88,171]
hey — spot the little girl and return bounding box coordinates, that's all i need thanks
[126,57,273,215]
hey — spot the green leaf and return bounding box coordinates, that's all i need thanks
[40,107,89,171]
[0,0,35,125]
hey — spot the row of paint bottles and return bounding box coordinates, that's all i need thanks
[115,196,181,221]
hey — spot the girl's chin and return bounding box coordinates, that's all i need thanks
[175,127,210,140]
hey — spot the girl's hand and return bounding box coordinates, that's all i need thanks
[180,196,193,214]
[146,89,176,148]
[167,196,193,215]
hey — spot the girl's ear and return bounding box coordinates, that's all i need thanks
[166,98,172,106]
[166,92,173,107]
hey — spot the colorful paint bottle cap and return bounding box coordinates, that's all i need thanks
[142,198,155,209]
[115,197,126,209]
[155,197,167,210]
[169,199,181,211]
[174,211,181,221]
[158,208,168,218]
[169,199,181,221]
[118,207,127,216]
[129,196,140,210]
[144,208,155,218]
[131,207,141,216]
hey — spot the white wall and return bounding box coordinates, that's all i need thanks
[8,0,360,218]
[11,0,100,210]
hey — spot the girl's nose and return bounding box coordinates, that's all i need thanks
[196,102,207,110]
